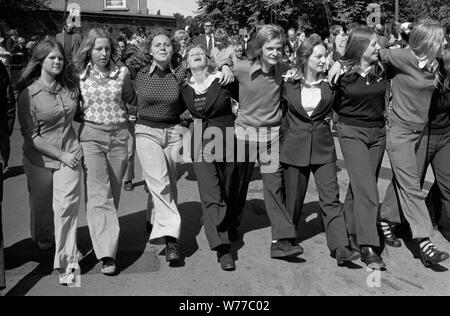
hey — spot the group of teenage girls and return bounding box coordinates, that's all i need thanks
[12,18,450,286]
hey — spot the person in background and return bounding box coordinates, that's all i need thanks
[174,29,190,59]
[74,28,137,276]
[297,28,306,46]
[196,20,216,55]
[5,30,18,54]
[17,40,82,285]
[26,36,40,56]
[375,24,389,49]
[0,59,15,291]
[210,28,235,68]
[56,23,82,64]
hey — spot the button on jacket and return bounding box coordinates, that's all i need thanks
[17,81,82,169]
[281,80,336,167]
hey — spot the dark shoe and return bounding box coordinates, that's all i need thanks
[349,235,360,253]
[335,246,361,266]
[165,242,181,263]
[228,228,240,242]
[380,221,402,248]
[101,258,117,276]
[123,181,133,191]
[218,253,236,271]
[360,246,386,270]
[419,240,449,267]
[270,240,303,259]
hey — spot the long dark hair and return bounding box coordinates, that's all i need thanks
[17,39,79,97]
[340,26,385,82]
[295,37,327,77]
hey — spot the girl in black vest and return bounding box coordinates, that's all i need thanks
[281,37,359,266]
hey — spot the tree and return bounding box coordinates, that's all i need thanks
[0,0,49,12]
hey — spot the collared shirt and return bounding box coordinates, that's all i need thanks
[233,59,291,142]
[188,72,222,95]
[413,52,439,73]
[17,80,82,169]
[301,78,325,116]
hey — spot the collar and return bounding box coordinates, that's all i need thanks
[301,77,326,86]
[80,62,121,80]
[29,79,62,96]
[249,60,278,76]
[412,51,439,72]
[356,65,374,78]
[149,61,176,75]
[188,72,222,95]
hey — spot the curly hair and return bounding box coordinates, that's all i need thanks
[126,28,181,74]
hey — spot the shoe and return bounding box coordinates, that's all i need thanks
[418,239,450,267]
[380,221,402,248]
[101,258,117,276]
[165,242,181,262]
[59,272,75,286]
[349,235,360,253]
[270,240,303,259]
[335,246,361,266]
[228,228,240,242]
[218,253,236,271]
[360,246,386,270]
[123,181,133,191]
[37,240,55,251]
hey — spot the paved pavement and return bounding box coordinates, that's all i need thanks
[1,121,450,296]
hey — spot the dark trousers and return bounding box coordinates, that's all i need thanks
[234,139,296,241]
[283,163,349,251]
[1,162,5,290]
[382,131,450,230]
[193,161,239,251]
[338,123,386,247]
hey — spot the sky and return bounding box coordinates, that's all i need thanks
[147,0,198,16]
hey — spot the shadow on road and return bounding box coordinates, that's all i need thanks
[4,239,53,296]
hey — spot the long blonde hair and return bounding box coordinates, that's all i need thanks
[409,19,444,61]
[73,28,118,73]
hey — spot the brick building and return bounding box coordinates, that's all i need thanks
[0,0,177,39]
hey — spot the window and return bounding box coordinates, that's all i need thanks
[104,0,127,9]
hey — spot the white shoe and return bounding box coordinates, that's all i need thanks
[59,272,75,286]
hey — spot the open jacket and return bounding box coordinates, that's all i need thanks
[181,78,238,161]
[280,80,336,167]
